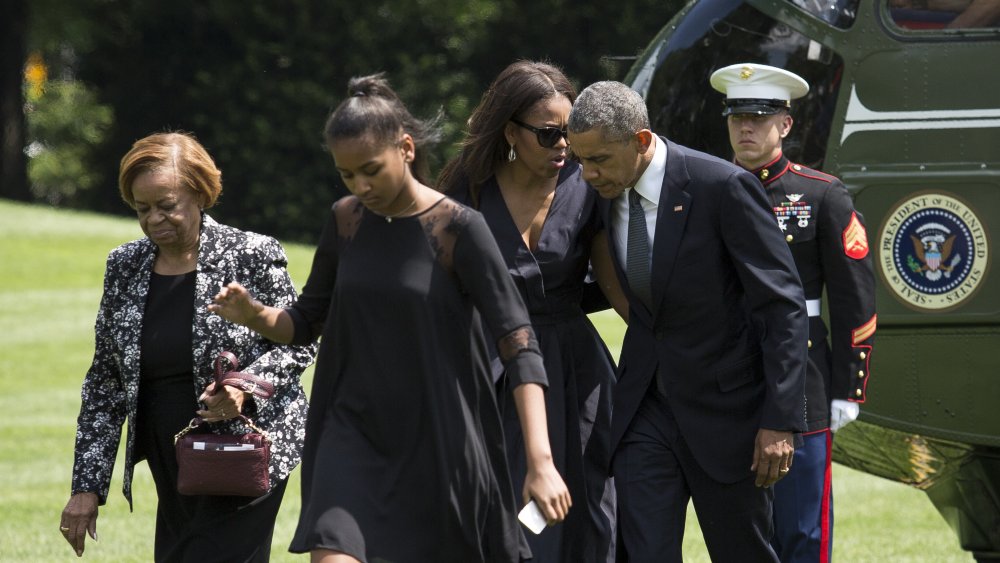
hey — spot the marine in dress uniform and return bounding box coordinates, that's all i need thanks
[711,63,877,563]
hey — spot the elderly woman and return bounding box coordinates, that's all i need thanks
[58,132,315,562]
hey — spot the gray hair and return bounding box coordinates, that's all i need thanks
[568,81,650,142]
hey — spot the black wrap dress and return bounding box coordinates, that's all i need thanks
[287,195,547,563]
[453,161,617,563]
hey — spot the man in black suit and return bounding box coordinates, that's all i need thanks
[567,81,808,562]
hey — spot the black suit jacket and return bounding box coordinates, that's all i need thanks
[605,138,808,484]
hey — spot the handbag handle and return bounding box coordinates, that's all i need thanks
[213,351,275,399]
[173,414,273,445]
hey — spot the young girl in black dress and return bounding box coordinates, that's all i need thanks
[210,74,570,563]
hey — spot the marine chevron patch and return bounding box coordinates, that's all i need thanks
[843,212,869,259]
[852,314,877,345]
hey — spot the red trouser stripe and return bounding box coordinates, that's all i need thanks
[819,430,833,563]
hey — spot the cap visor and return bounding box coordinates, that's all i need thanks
[722,103,783,116]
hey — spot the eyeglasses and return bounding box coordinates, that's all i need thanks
[511,118,569,148]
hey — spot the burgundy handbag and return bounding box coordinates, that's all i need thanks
[174,352,275,497]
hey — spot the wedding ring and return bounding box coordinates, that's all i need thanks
[60,526,70,532]
[779,468,790,473]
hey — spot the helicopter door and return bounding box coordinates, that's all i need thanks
[632,0,856,170]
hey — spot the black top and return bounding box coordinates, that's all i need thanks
[140,270,195,384]
[287,195,547,562]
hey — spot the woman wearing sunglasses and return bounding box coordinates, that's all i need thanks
[438,60,626,563]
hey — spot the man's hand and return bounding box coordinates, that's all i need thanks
[751,428,795,487]
[830,399,860,433]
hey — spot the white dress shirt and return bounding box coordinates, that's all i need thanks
[612,136,667,272]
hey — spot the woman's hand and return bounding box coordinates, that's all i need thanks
[208,282,260,326]
[197,381,247,422]
[523,459,572,525]
[60,492,99,557]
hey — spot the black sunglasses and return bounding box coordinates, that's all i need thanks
[511,118,569,148]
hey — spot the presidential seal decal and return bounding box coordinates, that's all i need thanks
[878,193,989,310]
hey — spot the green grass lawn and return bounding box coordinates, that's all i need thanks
[0,199,969,561]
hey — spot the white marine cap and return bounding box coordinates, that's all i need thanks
[709,63,809,116]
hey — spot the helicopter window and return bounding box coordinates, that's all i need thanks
[639,2,844,170]
[786,0,859,28]
[887,0,1000,29]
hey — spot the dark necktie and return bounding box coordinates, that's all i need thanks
[626,188,652,308]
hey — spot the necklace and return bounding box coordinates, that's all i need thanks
[384,198,417,223]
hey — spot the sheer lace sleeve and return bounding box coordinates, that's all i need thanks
[496,326,539,363]
[431,199,547,388]
[286,196,363,345]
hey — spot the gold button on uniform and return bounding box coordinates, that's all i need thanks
[793,164,802,171]
[855,389,863,397]
[786,234,794,242]
[859,351,866,360]
[760,169,770,180]
[858,370,865,378]
[807,339,812,349]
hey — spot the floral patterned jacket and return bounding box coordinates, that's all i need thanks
[70,214,315,507]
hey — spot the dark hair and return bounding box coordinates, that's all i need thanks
[119,131,222,210]
[324,73,442,184]
[436,60,576,205]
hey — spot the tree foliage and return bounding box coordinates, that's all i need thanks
[1,0,29,201]
[26,79,113,204]
[22,0,685,242]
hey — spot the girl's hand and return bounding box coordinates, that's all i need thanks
[523,460,572,525]
[208,282,260,326]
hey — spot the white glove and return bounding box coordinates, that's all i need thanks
[830,399,860,433]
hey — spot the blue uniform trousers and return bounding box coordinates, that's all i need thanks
[771,430,833,563]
